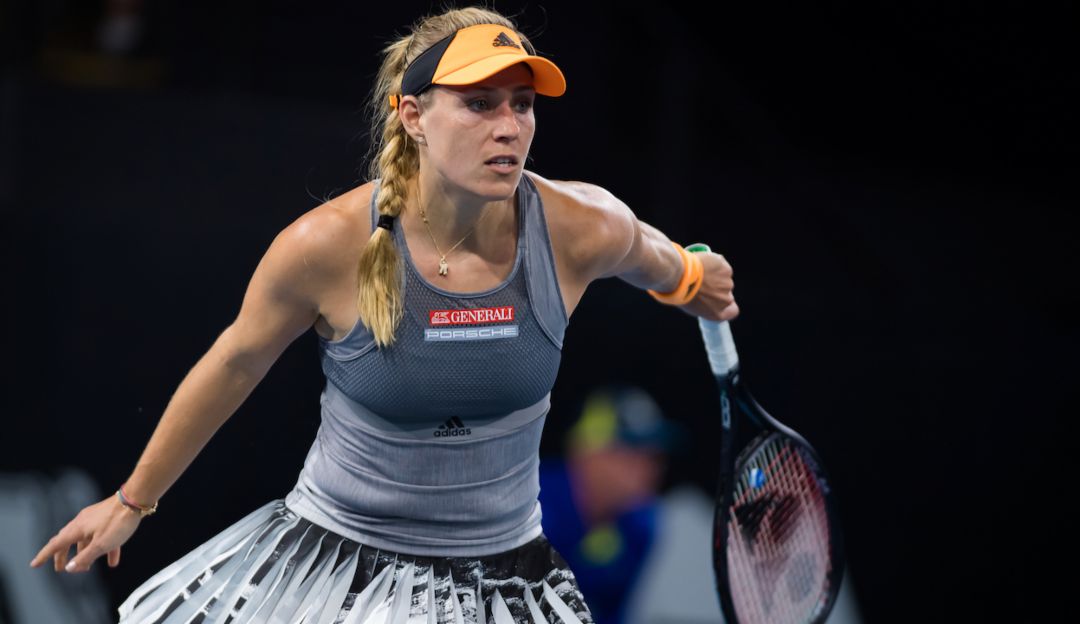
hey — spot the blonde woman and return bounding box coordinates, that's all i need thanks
[31,6,737,623]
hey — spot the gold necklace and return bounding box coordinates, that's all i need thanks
[416,182,493,276]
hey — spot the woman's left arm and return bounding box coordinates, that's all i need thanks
[585,185,739,322]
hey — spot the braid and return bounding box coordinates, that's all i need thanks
[355,114,416,347]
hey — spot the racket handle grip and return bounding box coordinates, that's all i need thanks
[686,243,740,377]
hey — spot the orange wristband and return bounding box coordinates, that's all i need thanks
[647,242,704,305]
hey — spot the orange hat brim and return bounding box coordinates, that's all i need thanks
[434,54,566,97]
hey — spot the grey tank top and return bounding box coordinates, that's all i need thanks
[284,172,569,556]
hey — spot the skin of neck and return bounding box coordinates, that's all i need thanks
[408,166,517,255]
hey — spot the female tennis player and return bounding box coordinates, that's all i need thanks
[30,6,737,623]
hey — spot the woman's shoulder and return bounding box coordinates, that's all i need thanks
[523,170,638,280]
[524,170,614,212]
[274,180,376,276]
[304,180,376,236]
[524,170,633,233]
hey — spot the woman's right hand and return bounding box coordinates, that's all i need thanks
[29,493,142,573]
[676,250,739,322]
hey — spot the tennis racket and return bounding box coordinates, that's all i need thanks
[687,243,844,624]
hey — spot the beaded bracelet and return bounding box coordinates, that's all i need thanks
[116,484,158,517]
[647,241,705,306]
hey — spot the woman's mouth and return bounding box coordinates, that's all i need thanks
[485,157,519,173]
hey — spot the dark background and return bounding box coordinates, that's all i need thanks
[2,1,1076,621]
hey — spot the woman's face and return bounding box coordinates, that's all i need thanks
[413,62,537,201]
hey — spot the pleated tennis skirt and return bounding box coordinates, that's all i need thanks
[117,499,593,624]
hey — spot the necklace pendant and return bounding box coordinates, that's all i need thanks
[438,258,449,276]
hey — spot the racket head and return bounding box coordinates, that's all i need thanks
[712,373,845,624]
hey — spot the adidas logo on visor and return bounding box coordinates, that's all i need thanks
[434,416,472,437]
[493,32,521,49]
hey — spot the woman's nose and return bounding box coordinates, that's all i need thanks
[493,103,520,139]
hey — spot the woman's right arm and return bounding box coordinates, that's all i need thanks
[30,211,339,574]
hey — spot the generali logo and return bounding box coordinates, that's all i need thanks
[429,306,515,326]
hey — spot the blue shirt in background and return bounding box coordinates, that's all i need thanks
[538,457,659,624]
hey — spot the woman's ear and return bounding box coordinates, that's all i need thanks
[397,95,425,144]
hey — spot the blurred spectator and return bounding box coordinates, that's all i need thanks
[539,384,684,624]
[540,386,859,624]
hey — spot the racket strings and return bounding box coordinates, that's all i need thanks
[744,442,828,621]
[730,445,806,621]
[726,437,833,624]
[730,451,817,622]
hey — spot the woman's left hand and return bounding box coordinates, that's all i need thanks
[677,251,739,321]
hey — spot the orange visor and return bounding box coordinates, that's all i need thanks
[389,23,567,110]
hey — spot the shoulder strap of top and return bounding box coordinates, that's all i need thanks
[370,179,380,234]
[521,173,569,349]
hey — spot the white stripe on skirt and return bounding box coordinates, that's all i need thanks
[117,499,589,624]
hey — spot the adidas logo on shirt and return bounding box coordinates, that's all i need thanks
[434,416,472,438]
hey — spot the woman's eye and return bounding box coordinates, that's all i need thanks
[467,99,533,112]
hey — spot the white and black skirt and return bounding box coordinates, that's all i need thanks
[117,499,593,623]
